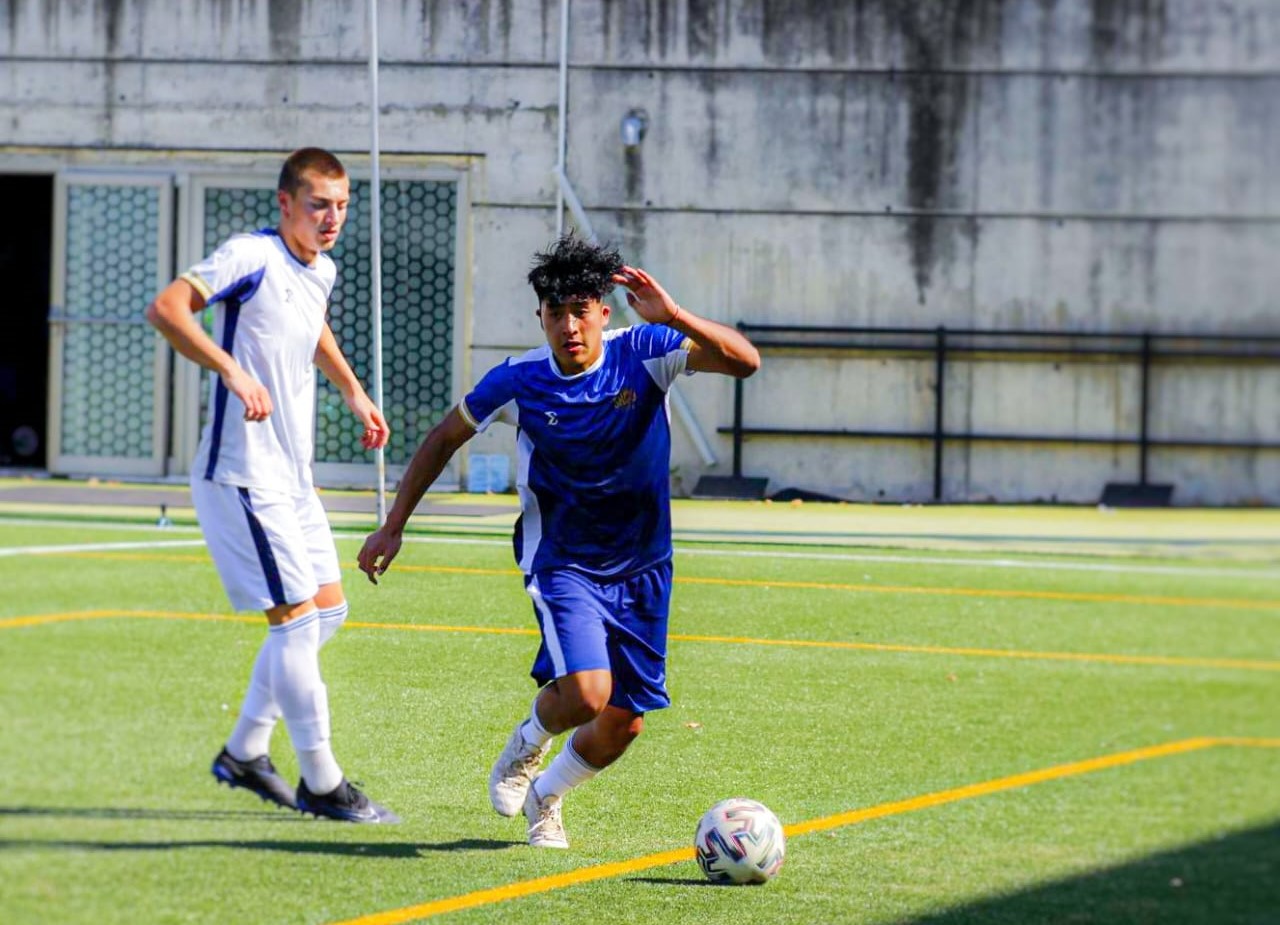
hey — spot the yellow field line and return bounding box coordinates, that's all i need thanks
[42,550,1280,611]
[3,609,1277,672]
[676,574,1280,611]
[667,632,1280,672]
[327,737,1273,925]
[0,609,257,629]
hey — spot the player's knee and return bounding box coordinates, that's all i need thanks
[558,672,612,722]
[568,690,610,724]
[617,713,644,746]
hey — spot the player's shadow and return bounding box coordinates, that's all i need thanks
[0,833,524,857]
[626,876,727,887]
[0,805,304,823]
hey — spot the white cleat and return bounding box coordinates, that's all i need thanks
[489,722,551,817]
[523,776,569,849]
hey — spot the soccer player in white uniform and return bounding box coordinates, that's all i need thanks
[357,235,759,847]
[145,148,398,823]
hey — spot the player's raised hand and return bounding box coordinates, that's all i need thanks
[357,527,402,585]
[612,265,681,325]
[223,367,273,422]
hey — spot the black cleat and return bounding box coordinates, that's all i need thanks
[296,778,401,824]
[211,747,297,809]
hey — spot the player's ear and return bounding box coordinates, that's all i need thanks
[600,302,611,324]
[276,188,291,217]
[535,305,544,329]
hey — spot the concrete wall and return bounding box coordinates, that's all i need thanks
[3,0,1277,503]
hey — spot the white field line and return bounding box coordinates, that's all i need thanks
[0,539,207,557]
[355,533,1279,581]
[0,517,203,534]
[0,517,1272,581]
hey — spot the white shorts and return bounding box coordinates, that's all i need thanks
[191,478,342,612]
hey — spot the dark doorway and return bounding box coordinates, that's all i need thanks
[0,175,52,468]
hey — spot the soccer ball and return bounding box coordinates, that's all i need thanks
[694,797,786,884]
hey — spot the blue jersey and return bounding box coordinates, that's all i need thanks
[460,324,692,579]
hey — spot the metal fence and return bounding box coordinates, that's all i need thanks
[725,324,1280,503]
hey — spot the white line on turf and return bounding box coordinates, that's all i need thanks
[0,539,207,557]
[0,517,1271,581]
[336,532,1277,581]
[0,517,203,534]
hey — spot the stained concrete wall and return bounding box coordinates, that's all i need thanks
[3,0,1277,503]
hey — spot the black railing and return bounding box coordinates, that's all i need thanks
[727,324,1280,501]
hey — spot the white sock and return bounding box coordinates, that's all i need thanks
[225,603,349,761]
[226,641,276,761]
[533,736,599,801]
[267,610,343,794]
[318,602,348,647]
[521,697,554,749]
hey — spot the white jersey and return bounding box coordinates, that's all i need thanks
[182,229,336,495]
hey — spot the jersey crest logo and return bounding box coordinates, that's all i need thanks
[613,388,638,410]
[545,411,559,426]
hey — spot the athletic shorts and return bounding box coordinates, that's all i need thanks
[190,478,341,612]
[525,561,674,714]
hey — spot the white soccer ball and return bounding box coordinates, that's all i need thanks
[694,797,786,884]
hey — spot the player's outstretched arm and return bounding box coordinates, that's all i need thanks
[357,407,476,584]
[612,265,760,378]
[315,322,390,450]
[145,279,273,422]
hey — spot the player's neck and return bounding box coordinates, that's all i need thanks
[552,343,603,376]
[276,224,319,266]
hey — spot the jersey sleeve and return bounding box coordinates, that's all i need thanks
[459,361,519,433]
[629,323,693,392]
[180,235,269,305]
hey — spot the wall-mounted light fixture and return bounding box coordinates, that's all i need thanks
[620,109,648,147]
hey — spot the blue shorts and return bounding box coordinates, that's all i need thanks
[525,562,673,714]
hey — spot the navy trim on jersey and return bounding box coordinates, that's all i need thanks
[203,268,265,480]
[259,227,316,270]
[237,487,287,606]
[205,266,266,309]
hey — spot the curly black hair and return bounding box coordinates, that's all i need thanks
[527,234,624,306]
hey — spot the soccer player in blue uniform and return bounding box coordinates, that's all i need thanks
[357,235,759,847]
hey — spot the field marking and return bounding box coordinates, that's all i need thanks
[3,515,1276,579]
[0,539,205,558]
[674,574,1280,611]
[19,549,1280,612]
[3,609,1277,673]
[326,737,1277,925]
[667,632,1280,673]
[0,609,257,629]
[666,546,1280,581]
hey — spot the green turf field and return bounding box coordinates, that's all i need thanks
[0,502,1277,924]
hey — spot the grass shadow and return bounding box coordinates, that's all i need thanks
[897,821,1280,925]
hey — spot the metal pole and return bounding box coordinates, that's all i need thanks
[1138,332,1152,485]
[554,0,569,236]
[933,326,946,502]
[368,0,387,525]
[732,354,744,478]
